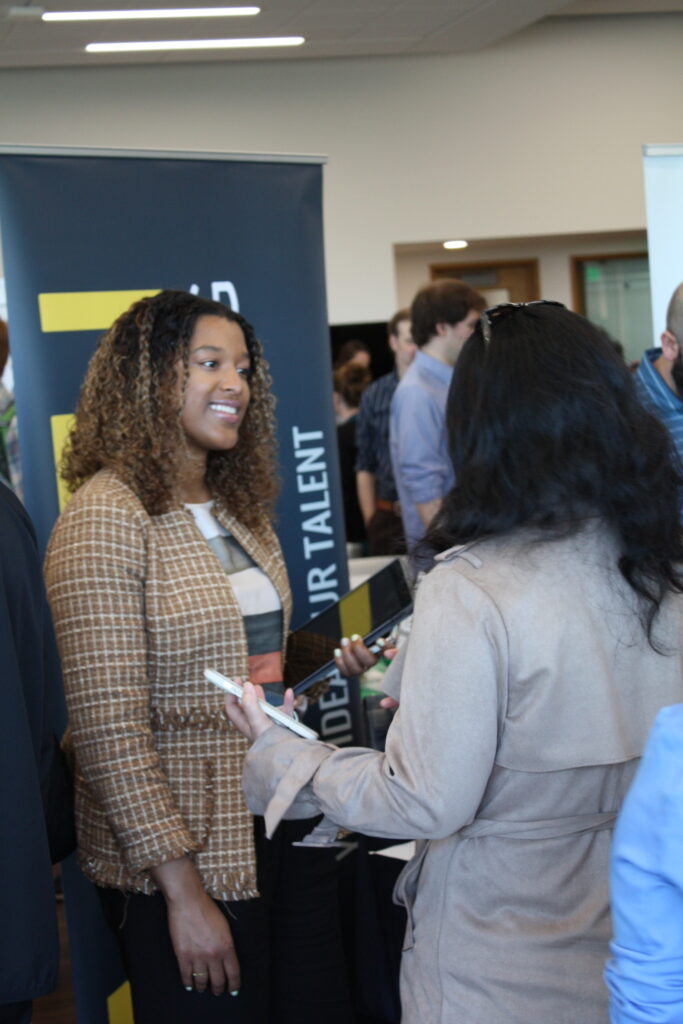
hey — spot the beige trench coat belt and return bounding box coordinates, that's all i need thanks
[458,810,617,841]
[395,811,617,951]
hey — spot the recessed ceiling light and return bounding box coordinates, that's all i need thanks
[86,35,304,52]
[44,6,259,20]
[443,240,468,250]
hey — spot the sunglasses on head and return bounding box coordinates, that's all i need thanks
[480,300,566,345]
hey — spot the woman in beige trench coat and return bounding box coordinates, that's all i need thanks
[226,302,683,1024]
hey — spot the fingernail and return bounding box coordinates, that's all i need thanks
[230,990,239,997]
[376,637,387,648]
[333,647,341,658]
[185,986,193,992]
[340,637,349,647]
[351,633,361,642]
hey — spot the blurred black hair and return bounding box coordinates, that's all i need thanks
[425,303,683,648]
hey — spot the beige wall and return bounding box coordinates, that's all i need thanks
[0,12,681,323]
[395,231,648,312]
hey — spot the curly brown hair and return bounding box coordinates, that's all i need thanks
[61,290,279,527]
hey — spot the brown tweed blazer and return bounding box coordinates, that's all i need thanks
[44,469,291,900]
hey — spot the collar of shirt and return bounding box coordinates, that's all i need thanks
[413,348,454,386]
[638,348,683,412]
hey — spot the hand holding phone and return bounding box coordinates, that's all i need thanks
[333,634,386,678]
[206,669,319,741]
[284,558,413,696]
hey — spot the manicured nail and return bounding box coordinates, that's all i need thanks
[230,990,239,997]
[333,648,341,658]
[340,637,349,647]
[350,633,361,642]
[376,637,387,648]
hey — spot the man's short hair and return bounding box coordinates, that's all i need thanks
[410,279,486,348]
[666,282,683,342]
[387,308,410,341]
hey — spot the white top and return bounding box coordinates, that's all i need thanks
[185,500,280,617]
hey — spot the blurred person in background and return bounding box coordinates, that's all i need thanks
[634,281,683,489]
[333,360,372,553]
[333,338,371,371]
[0,319,22,499]
[605,702,683,1024]
[0,481,74,1024]
[355,309,416,555]
[390,279,485,556]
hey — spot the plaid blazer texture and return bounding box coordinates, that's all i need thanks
[44,469,292,900]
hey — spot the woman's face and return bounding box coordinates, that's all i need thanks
[180,315,251,459]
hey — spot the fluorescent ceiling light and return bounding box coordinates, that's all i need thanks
[443,240,468,250]
[86,34,304,51]
[44,6,259,20]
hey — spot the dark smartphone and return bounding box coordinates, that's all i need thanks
[284,558,413,696]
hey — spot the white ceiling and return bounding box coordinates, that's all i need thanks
[0,0,680,69]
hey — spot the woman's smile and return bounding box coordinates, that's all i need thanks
[208,400,242,421]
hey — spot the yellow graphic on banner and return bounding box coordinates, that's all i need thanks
[107,980,134,1024]
[38,289,160,332]
[339,580,372,641]
[50,414,74,512]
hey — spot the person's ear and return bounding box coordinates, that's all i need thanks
[388,333,398,355]
[661,329,680,362]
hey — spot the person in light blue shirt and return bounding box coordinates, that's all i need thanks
[389,279,484,553]
[605,703,683,1024]
[635,282,683,480]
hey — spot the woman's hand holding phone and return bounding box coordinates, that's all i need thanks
[224,679,296,743]
[333,635,400,709]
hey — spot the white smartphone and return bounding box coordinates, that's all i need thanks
[205,668,319,741]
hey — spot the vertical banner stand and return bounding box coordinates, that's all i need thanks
[0,144,358,1024]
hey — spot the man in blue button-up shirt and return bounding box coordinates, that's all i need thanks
[390,279,485,554]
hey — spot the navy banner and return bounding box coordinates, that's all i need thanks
[0,147,349,619]
[0,146,359,1024]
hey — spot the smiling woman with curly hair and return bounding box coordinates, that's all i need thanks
[45,290,351,1024]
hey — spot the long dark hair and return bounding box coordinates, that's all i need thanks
[62,289,279,526]
[426,303,683,646]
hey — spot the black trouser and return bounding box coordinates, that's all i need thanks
[366,507,405,557]
[99,818,353,1024]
